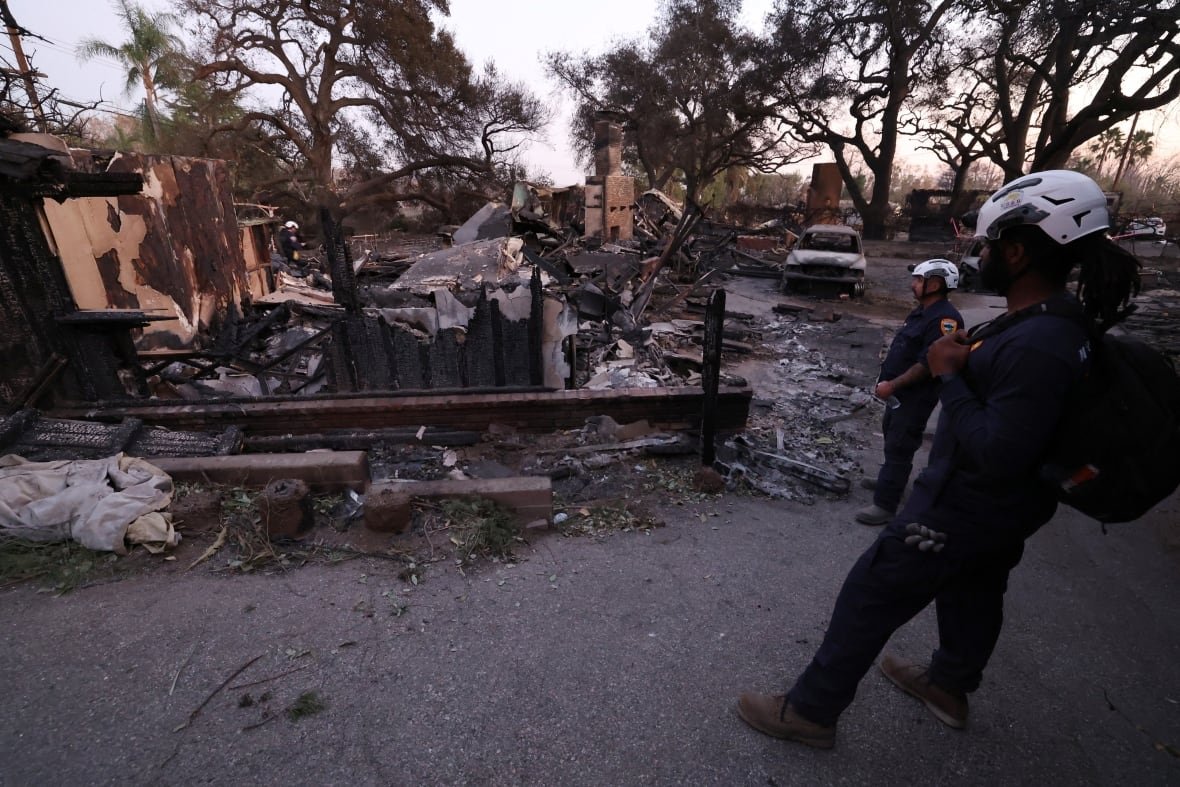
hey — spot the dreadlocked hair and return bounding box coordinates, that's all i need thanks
[1066,233,1141,333]
[1001,225,1141,334]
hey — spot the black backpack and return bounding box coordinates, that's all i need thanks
[968,300,1180,524]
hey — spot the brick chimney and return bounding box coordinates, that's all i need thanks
[593,111,624,177]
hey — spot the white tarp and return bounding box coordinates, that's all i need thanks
[0,454,179,554]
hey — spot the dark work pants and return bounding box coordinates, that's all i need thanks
[786,527,1025,727]
[873,401,932,513]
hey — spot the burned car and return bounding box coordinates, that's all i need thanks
[1119,216,1166,241]
[781,224,866,297]
[957,237,985,291]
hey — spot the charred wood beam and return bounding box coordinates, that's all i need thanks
[651,269,719,319]
[54,387,752,437]
[243,427,481,453]
[289,367,327,395]
[0,408,36,449]
[215,303,290,366]
[110,417,143,452]
[630,204,703,321]
[254,321,337,374]
[4,352,66,414]
[215,426,244,455]
[142,353,211,378]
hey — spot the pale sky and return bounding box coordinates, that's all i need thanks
[5,0,1178,186]
[5,0,776,183]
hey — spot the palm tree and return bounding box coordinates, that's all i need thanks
[77,0,180,144]
[1090,127,1125,178]
[1128,130,1155,167]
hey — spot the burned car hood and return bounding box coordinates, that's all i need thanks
[787,250,864,269]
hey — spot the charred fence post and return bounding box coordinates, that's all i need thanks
[320,205,381,392]
[529,266,544,386]
[700,288,725,466]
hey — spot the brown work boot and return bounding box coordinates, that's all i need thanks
[855,504,894,526]
[879,653,968,729]
[736,693,836,749]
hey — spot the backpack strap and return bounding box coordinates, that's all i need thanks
[966,297,1090,344]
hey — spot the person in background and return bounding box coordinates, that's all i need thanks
[278,220,305,271]
[856,259,963,526]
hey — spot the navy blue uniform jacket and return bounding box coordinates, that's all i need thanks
[880,299,963,409]
[898,295,1090,553]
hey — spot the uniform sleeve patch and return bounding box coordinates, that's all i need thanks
[940,318,959,335]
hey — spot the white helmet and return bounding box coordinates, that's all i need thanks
[911,258,959,290]
[977,170,1108,244]
[284,220,299,229]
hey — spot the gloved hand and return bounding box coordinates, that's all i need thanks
[904,522,947,552]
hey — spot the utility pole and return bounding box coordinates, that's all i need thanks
[0,0,48,132]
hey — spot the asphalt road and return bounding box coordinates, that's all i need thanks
[3,482,1178,785]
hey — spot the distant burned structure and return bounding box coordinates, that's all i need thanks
[806,163,845,226]
[906,189,991,242]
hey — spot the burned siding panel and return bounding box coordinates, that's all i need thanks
[389,325,425,389]
[113,159,199,321]
[42,153,250,350]
[95,250,139,309]
[172,157,250,328]
[465,293,496,387]
[0,195,132,403]
[0,138,151,406]
[499,316,532,387]
[164,158,242,303]
[40,197,141,311]
[430,329,464,388]
[240,224,274,300]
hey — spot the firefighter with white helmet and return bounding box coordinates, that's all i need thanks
[911,258,959,291]
[278,220,305,271]
[855,257,963,526]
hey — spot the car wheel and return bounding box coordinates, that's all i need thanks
[851,274,865,298]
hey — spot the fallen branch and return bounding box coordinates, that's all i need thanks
[228,664,309,691]
[186,526,227,572]
[169,645,197,697]
[173,653,264,732]
[241,713,278,732]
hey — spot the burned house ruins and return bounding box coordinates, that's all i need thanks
[0,124,760,476]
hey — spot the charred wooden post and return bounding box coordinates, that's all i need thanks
[320,205,359,313]
[529,266,544,386]
[700,288,726,466]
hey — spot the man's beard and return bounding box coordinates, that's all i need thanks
[980,256,1012,295]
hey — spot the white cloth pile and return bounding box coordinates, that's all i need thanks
[0,454,179,554]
